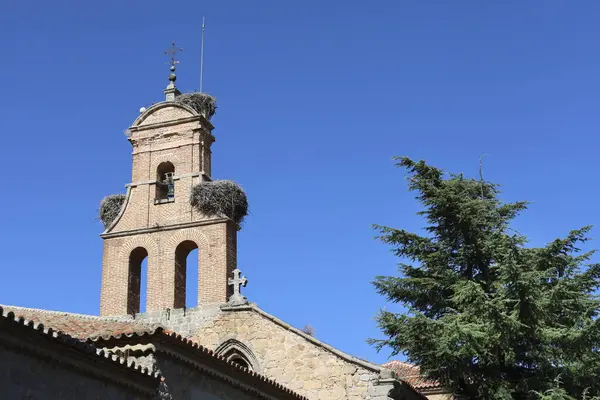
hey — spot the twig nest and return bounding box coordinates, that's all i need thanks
[99,194,126,228]
[175,92,216,120]
[190,180,248,227]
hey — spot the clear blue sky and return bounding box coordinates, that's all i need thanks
[1,1,600,365]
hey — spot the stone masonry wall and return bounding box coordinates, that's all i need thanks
[0,343,151,400]
[127,304,224,333]
[126,306,392,400]
[194,309,384,400]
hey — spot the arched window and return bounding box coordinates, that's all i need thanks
[155,162,175,201]
[128,247,148,314]
[225,352,251,370]
[215,339,259,372]
[174,240,199,309]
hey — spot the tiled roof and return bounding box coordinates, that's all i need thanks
[0,305,159,340]
[88,327,309,400]
[0,306,160,379]
[382,360,443,390]
[0,305,307,400]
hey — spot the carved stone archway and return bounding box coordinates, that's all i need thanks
[214,339,260,372]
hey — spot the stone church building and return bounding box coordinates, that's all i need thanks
[0,65,451,400]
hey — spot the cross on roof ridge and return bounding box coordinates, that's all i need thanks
[227,269,248,306]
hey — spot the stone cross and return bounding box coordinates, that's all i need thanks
[227,269,248,306]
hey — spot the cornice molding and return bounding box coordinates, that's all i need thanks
[101,218,232,239]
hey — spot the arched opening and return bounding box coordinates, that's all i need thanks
[155,162,175,201]
[215,339,259,372]
[186,248,199,308]
[225,351,251,370]
[128,247,148,315]
[174,240,199,309]
[140,256,148,313]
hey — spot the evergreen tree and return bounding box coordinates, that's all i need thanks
[372,157,600,400]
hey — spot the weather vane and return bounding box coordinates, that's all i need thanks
[165,41,183,68]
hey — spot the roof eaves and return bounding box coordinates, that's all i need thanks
[87,328,308,400]
[381,360,446,390]
[0,304,162,340]
[0,306,161,380]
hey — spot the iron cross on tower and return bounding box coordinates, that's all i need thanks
[165,41,183,70]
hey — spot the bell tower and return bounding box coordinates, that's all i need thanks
[99,51,239,316]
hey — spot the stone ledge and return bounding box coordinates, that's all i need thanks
[126,172,204,188]
[101,218,231,239]
[131,114,201,131]
[154,198,175,205]
[129,112,214,133]
[419,386,453,396]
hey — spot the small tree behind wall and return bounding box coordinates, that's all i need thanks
[371,157,600,400]
[301,325,315,337]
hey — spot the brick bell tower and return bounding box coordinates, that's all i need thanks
[99,54,237,316]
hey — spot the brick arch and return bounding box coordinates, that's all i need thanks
[150,153,183,177]
[118,235,159,314]
[164,229,210,309]
[164,229,209,250]
[119,235,159,261]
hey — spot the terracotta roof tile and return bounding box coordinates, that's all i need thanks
[382,360,443,390]
[0,306,160,379]
[0,305,306,400]
[0,305,159,340]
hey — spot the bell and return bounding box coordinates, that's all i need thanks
[165,172,175,198]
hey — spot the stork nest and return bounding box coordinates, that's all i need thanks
[190,180,248,227]
[175,92,216,120]
[99,194,126,228]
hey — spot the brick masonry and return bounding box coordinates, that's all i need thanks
[100,103,235,316]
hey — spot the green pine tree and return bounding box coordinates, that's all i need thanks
[371,157,600,400]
